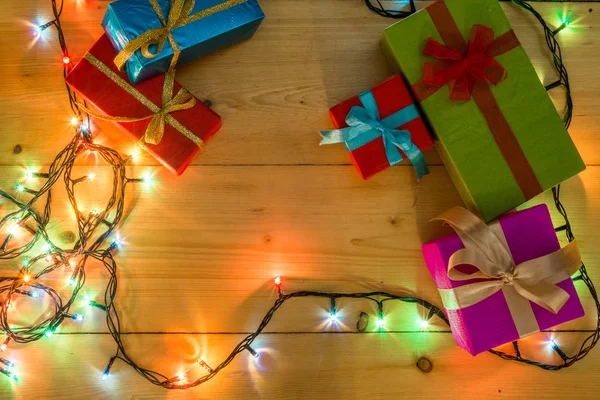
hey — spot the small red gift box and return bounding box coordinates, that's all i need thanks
[327,75,433,180]
[66,35,221,176]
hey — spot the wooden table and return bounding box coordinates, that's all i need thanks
[1,0,599,398]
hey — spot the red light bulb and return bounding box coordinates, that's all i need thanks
[274,276,281,286]
[62,56,70,65]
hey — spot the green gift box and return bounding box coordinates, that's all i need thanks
[382,0,585,222]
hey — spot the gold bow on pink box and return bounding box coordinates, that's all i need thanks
[434,207,582,338]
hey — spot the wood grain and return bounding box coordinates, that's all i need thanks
[1,0,599,398]
[1,165,599,334]
[2,332,600,399]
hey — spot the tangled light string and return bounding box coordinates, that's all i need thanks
[0,0,598,390]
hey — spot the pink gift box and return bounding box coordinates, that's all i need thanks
[422,204,585,355]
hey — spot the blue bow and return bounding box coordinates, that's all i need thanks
[320,90,429,180]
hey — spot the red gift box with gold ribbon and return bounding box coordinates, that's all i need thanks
[66,35,221,176]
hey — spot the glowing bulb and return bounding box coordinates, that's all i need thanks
[418,318,429,329]
[141,174,152,184]
[114,237,122,246]
[0,344,6,352]
[548,339,558,349]
[45,330,54,338]
[41,243,51,252]
[101,373,108,381]
[23,274,31,283]
[131,149,140,162]
[553,18,571,35]
[70,116,79,126]
[68,278,76,287]
[329,312,338,323]
[274,276,281,286]
[31,291,40,299]
[25,169,34,180]
[8,224,21,236]
[15,184,25,192]
[81,120,90,132]
[34,26,42,36]
[62,56,70,65]
[177,372,185,381]
[74,314,84,323]
[88,173,96,181]
[376,318,385,329]
[45,255,53,262]
[23,259,30,267]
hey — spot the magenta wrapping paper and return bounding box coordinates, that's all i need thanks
[422,204,585,355]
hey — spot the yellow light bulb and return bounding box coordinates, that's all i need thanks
[131,149,140,162]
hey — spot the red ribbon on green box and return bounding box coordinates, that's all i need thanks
[411,1,543,201]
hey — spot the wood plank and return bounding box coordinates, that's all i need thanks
[1,332,599,399]
[2,165,599,333]
[0,1,598,167]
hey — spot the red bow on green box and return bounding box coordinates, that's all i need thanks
[411,10,544,201]
[422,25,508,102]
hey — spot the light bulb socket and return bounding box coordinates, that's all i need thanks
[545,80,563,92]
[246,346,259,359]
[38,21,54,32]
[0,357,15,368]
[30,172,50,179]
[551,342,569,361]
[15,185,39,195]
[0,366,17,382]
[89,300,108,311]
[552,22,568,35]
[15,288,38,298]
[102,357,116,381]
[198,359,214,373]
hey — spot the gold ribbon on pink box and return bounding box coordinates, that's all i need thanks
[434,207,582,338]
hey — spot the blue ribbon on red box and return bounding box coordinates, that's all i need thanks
[320,90,429,179]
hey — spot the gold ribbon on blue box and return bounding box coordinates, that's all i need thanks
[320,90,429,179]
[102,0,265,84]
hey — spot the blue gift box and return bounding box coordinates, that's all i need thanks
[102,0,265,84]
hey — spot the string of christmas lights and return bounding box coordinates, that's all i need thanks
[0,0,598,390]
[363,0,417,18]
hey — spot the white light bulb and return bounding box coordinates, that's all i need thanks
[8,224,20,236]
